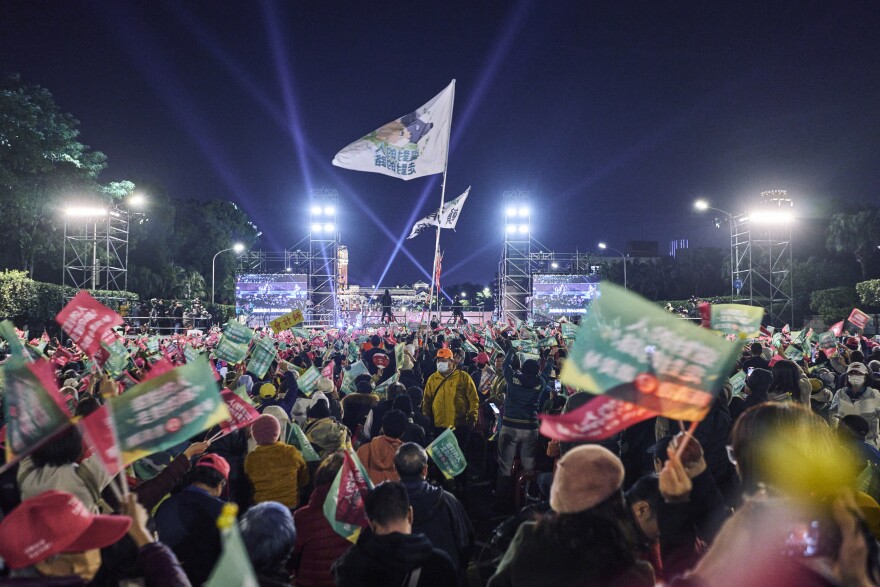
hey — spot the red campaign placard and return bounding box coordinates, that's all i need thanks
[335,452,370,528]
[79,405,122,477]
[830,321,845,337]
[538,395,657,442]
[218,388,260,433]
[848,309,871,331]
[55,291,123,358]
[141,357,175,382]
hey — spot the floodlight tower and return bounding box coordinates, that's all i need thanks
[308,188,340,326]
[499,191,532,322]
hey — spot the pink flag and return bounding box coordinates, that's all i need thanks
[218,389,261,434]
[55,291,123,358]
[848,309,870,331]
[830,321,845,337]
[142,357,175,381]
[79,405,123,477]
[321,361,335,380]
[538,395,657,442]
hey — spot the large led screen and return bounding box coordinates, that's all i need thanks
[235,274,308,317]
[532,274,600,316]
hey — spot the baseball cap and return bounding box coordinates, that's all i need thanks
[436,348,453,359]
[195,453,231,481]
[0,491,131,569]
[847,362,870,375]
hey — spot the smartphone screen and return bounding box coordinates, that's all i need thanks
[489,402,500,415]
[554,380,562,392]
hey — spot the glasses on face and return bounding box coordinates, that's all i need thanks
[726,445,737,466]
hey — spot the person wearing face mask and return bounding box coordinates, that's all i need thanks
[831,362,880,448]
[422,348,479,457]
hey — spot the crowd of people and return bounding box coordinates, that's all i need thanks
[2,313,880,586]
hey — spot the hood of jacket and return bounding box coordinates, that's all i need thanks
[400,476,444,519]
[349,529,435,575]
[361,436,403,471]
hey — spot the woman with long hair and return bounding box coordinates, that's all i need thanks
[768,359,811,404]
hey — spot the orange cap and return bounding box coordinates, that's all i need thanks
[436,348,453,359]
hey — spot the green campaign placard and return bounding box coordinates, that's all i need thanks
[560,283,740,421]
[223,320,255,345]
[709,304,764,337]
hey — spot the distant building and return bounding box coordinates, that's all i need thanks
[669,238,689,258]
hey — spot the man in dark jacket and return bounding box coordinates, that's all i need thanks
[333,481,458,587]
[394,443,474,576]
[380,289,394,323]
[154,454,229,586]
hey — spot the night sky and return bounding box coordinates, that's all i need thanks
[2,1,879,287]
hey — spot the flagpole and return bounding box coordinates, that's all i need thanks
[429,79,456,323]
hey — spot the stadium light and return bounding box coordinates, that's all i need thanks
[551,262,559,269]
[461,292,467,297]
[694,200,709,211]
[323,206,335,215]
[517,207,529,217]
[233,242,245,253]
[65,207,108,217]
[517,224,528,234]
[748,210,793,224]
[505,207,518,217]
[128,194,146,208]
[323,223,336,233]
[598,242,627,290]
[311,222,323,233]
[310,205,322,215]
[506,224,517,234]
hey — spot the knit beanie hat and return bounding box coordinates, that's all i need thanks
[251,414,281,445]
[550,445,625,514]
[316,377,334,394]
[746,368,773,395]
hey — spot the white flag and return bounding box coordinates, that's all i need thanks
[407,187,470,239]
[333,81,454,181]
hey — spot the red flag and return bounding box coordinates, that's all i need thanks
[830,321,844,337]
[335,452,371,528]
[218,389,261,434]
[142,357,175,381]
[697,302,712,329]
[79,405,123,477]
[538,395,657,442]
[55,291,123,358]
[321,361,334,380]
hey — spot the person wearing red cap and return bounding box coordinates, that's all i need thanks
[0,491,189,585]
[153,453,231,586]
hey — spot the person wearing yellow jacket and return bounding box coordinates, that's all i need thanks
[245,414,309,510]
[423,348,479,460]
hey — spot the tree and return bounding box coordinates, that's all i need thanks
[826,209,880,280]
[810,286,857,324]
[0,74,108,276]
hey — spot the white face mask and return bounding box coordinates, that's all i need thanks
[849,375,866,388]
[437,361,450,374]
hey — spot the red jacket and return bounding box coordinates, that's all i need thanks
[292,483,352,587]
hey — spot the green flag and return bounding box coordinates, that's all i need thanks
[0,320,25,359]
[102,339,130,379]
[296,366,322,396]
[2,356,71,464]
[426,428,467,479]
[394,342,405,370]
[340,361,369,394]
[111,356,230,464]
[784,344,805,362]
[323,450,373,543]
[461,339,479,354]
[286,422,321,461]
[147,336,160,354]
[205,504,259,587]
[729,371,747,398]
[560,282,740,422]
[214,335,249,364]
[374,372,399,399]
[246,336,276,379]
[184,344,201,363]
[708,304,764,338]
[223,319,255,345]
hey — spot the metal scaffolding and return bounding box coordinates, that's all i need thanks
[731,190,794,328]
[309,189,340,326]
[499,191,532,322]
[62,208,130,302]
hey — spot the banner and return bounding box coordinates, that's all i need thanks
[374,372,399,399]
[426,428,467,479]
[246,336,277,379]
[219,388,261,434]
[55,291,123,357]
[286,422,321,462]
[2,356,72,463]
[269,309,304,334]
[849,308,871,331]
[213,336,249,365]
[79,404,123,477]
[729,371,747,398]
[559,283,740,421]
[296,365,322,397]
[333,81,454,181]
[323,451,373,543]
[538,395,657,442]
[340,361,369,394]
[223,320,255,345]
[407,187,471,239]
[110,357,230,464]
[705,304,764,337]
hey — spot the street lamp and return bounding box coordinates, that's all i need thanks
[598,242,627,290]
[212,243,245,305]
[694,199,736,297]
